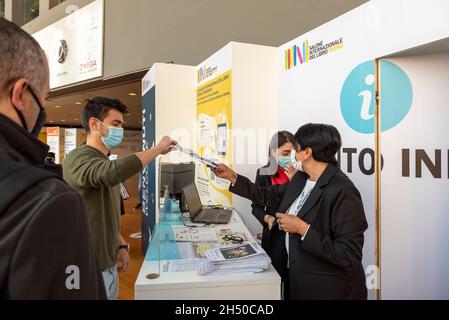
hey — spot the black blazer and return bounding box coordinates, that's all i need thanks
[252,167,289,287]
[231,165,368,300]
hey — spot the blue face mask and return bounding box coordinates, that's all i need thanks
[96,119,124,150]
[277,156,291,169]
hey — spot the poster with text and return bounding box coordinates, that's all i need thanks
[196,71,233,206]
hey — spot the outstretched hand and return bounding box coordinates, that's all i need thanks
[211,164,238,184]
[156,136,178,155]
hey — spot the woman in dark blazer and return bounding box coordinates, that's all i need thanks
[252,131,296,300]
[213,124,368,300]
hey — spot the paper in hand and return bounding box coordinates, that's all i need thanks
[172,144,219,169]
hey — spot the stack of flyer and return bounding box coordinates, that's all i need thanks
[198,242,271,275]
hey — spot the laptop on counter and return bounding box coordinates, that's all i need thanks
[182,183,233,224]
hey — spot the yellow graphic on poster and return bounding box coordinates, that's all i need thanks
[196,71,232,206]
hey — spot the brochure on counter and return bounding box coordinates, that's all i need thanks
[199,242,271,275]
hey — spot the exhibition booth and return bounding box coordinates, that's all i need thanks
[137,0,449,300]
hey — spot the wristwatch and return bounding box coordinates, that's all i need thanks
[118,244,130,252]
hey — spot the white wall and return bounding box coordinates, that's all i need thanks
[232,42,279,236]
[380,53,449,299]
[154,63,196,154]
[277,0,449,299]
[153,63,196,220]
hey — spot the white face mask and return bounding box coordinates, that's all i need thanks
[291,149,304,172]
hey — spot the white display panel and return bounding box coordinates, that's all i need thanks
[277,0,449,299]
[380,53,449,299]
[33,0,104,89]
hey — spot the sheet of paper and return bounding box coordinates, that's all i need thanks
[229,212,241,223]
[172,144,219,168]
[177,242,196,260]
[172,225,218,242]
[193,242,217,258]
[172,226,192,242]
[190,227,218,242]
[162,259,201,272]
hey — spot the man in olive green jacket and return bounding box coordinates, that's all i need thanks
[63,97,175,299]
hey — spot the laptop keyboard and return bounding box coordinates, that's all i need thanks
[201,210,217,221]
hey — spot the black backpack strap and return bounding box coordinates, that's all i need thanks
[0,161,57,213]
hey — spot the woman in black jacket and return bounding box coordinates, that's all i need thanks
[213,124,368,300]
[252,131,296,300]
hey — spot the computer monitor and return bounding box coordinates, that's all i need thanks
[159,162,195,211]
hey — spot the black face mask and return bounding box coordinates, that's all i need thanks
[12,84,47,137]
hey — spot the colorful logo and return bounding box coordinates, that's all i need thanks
[198,67,206,82]
[284,40,310,70]
[198,65,218,83]
[340,60,413,134]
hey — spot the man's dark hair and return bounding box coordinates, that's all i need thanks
[0,18,48,94]
[82,96,129,133]
[294,123,342,166]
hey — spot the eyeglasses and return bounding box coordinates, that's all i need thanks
[223,234,244,243]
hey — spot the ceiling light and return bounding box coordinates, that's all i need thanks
[128,93,137,96]
[75,102,82,105]
[55,105,61,109]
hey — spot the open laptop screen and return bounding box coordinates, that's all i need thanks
[182,183,203,219]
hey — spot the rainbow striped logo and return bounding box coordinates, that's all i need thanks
[197,65,218,83]
[198,67,206,83]
[284,40,309,70]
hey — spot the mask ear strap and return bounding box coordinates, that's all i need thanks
[303,148,312,161]
[93,118,104,137]
[14,106,29,132]
[10,87,29,132]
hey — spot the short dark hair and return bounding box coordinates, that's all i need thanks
[294,124,342,166]
[82,96,129,133]
[0,18,48,94]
